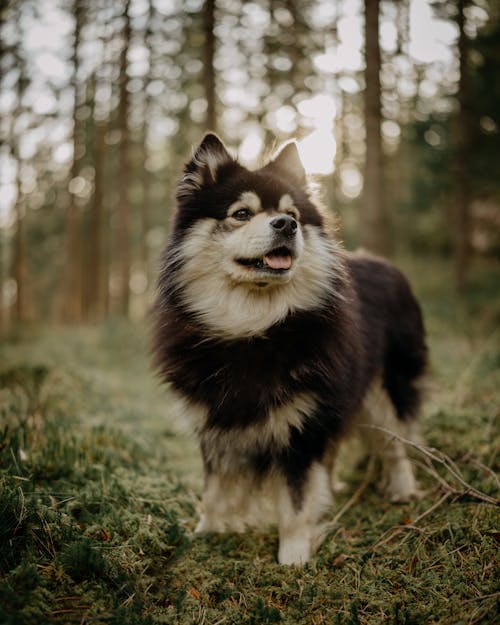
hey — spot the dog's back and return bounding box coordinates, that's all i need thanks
[347,254,427,422]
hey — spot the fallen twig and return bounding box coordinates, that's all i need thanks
[371,491,453,551]
[461,592,500,604]
[361,425,500,506]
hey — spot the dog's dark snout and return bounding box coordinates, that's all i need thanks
[270,215,297,237]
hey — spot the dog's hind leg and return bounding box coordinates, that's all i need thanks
[360,380,421,502]
[277,462,332,565]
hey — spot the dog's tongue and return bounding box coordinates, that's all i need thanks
[263,252,292,270]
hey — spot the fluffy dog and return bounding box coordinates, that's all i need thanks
[153,133,427,565]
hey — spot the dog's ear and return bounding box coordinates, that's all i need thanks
[269,141,306,186]
[178,133,235,200]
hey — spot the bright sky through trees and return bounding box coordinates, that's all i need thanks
[0,0,475,212]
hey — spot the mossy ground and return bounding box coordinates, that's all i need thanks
[1,257,498,625]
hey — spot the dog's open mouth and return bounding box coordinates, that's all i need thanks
[236,246,293,272]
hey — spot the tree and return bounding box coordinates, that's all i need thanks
[116,0,132,316]
[85,72,107,322]
[453,0,472,292]
[203,0,217,132]
[361,0,390,255]
[10,3,30,323]
[63,0,85,322]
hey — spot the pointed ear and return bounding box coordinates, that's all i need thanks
[177,133,234,201]
[270,141,306,185]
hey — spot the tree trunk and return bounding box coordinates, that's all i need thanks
[203,0,217,132]
[13,186,28,323]
[116,0,132,316]
[11,7,30,324]
[140,0,154,297]
[285,0,300,91]
[86,117,106,321]
[454,0,471,293]
[63,0,84,322]
[0,11,8,333]
[0,231,5,334]
[362,0,390,255]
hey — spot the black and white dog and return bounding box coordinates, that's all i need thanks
[153,133,427,565]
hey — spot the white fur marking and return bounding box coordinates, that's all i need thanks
[174,219,344,338]
[227,191,262,215]
[278,194,299,219]
[175,391,318,534]
[196,471,282,532]
[168,390,208,430]
[278,463,333,565]
[200,392,317,473]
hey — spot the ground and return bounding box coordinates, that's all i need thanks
[0,257,498,625]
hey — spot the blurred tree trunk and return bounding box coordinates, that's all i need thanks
[11,8,29,324]
[63,0,84,322]
[116,0,132,316]
[396,0,410,56]
[86,113,106,322]
[0,231,4,334]
[285,0,300,91]
[362,0,390,256]
[454,0,472,293]
[203,0,217,132]
[0,11,7,333]
[139,0,154,297]
[13,178,28,323]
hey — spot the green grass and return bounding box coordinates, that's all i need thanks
[0,257,499,625]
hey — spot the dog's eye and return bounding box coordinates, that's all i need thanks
[232,208,252,221]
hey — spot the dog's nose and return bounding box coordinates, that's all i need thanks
[270,215,297,237]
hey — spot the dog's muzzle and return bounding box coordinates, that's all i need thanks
[234,214,300,276]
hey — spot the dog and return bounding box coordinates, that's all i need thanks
[152,133,427,565]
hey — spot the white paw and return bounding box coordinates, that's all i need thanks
[331,479,349,494]
[384,459,421,503]
[278,534,312,566]
[194,514,208,533]
[194,514,225,533]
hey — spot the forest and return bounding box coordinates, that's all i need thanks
[0,1,499,624]
[0,0,498,327]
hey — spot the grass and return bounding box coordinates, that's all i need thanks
[0,256,498,625]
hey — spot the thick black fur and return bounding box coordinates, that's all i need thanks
[153,137,427,503]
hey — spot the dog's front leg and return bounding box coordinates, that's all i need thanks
[195,469,250,533]
[277,462,332,566]
[195,470,226,533]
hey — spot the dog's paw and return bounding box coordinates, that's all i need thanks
[278,535,312,566]
[194,515,208,533]
[331,478,349,494]
[195,514,224,533]
[384,459,422,503]
[388,485,424,503]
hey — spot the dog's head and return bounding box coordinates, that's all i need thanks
[166,133,343,338]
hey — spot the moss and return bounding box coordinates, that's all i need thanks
[0,258,498,624]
